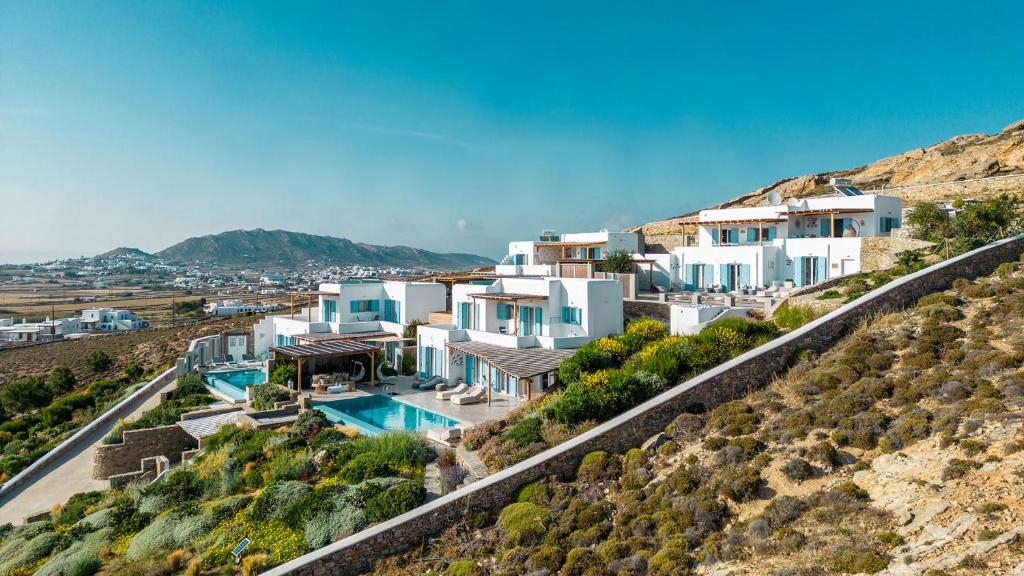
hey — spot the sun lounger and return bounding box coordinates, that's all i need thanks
[436,383,469,400]
[426,426,463,446]
[326,384,346,394]
[416,376,442,390]
[451,386,486,405]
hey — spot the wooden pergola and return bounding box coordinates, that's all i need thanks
[288,290,337,322]
[445,340,573,404]
[269,339,381,391]
[466,292,548,337]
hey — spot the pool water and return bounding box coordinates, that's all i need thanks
[313,395,459,436]
[204,368,266,402]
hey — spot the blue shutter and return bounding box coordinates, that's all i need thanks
[703,264,714,289]
[349,300,358,313]
[710,229,718,246]
[683,264,694,291]
[740,264,751,287]
[729,228,738,244]
[535,306,543,335]
[719,265,729,291]
[767,226,777,241]
[747,228,757,242]
[816,257,828,283]
[794,257,804,287]
[561,307,569,323]
[370,300,380,312]
[820,219,830,237]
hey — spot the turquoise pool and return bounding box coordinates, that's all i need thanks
[204,368,266,402]
[313,395,459,436]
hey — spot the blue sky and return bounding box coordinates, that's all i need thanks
[2,1,1023,263]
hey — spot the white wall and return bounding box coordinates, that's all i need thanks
[670,305,750,336]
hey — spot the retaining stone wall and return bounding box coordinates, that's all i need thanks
[264,234,1024,576]
[623,299,671,322]
[93,424,196,479]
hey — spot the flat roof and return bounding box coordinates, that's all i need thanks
[294,331,394,343]
[270,339,381,359]
[445,340,573,379]
[467,292,549,301]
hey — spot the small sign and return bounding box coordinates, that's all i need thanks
[231,538,251,564]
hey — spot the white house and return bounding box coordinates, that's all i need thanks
[674,182,902,290]
[0,317,82,342]
[416,276,623,399]
[495,230,643,277]
[204,300,283,317]
[252,280,447,362]
[80,308,150,331]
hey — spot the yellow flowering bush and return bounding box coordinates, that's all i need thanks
[580,370,612,388]
[592,337,629,363]
[625,317,669,343]
[629,336,688,366]
[202,511,305,568]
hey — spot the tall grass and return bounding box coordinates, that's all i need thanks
[772,301,822,331]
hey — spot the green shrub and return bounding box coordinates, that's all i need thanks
[85,350,112,373]
[828,547,888,574]
[269,363,298,386]
[625,317,669,344]
[877,531,905,546]
[47,366,77,395]
[557,346,616,385]
[498,502,552,546]
[707,401,760,436]
[54,491,104,526]
[781,457,814,482]
[501,418,543,448]
[601,250,635,273]
[364,480,425,523]
[773,302,821,331]
[0,376,53,413]
[917,293,958,307]
[527,545,564,571]
[445,560,479,576]
[67,556,102,576]
[576,451,618,482]
[248,481,312,521]
[942,458,980,480]
[818,289,842,300]
[919,303,964,322]
[835,481,869,501]
[295,409,331,437]
[249,384,291,411]
[514,482,549,506]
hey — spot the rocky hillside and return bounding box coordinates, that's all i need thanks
[373,255,1024,575]
[154,228,494,270]
[640,118,1024,238]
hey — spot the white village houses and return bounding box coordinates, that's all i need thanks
[416,276,623,399]
[496,230,642,277]
[674,181,902,290]
[253,279,447,365]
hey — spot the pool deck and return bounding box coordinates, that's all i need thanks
[306,376,522,427]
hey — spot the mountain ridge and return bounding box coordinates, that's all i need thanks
[152,228,495,270]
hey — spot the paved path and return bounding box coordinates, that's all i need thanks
[0,379,176,525]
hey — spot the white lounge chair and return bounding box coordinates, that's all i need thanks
[451,386,486,405]
[436,383,469,400]
[426,426,462,446]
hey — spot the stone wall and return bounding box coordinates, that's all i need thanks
[623,299,671,322]
[861,236,935,272]
[263,234,1024,576]
[93,424,196,480]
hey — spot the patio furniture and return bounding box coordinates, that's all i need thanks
[314,382,328,394]
[436,383,469,400]
[349,361,365,382]
[416,376,442,390]
[376,362,398,384]
[451,387,486,405]
[427,426,462,447]
[326,384,346,394]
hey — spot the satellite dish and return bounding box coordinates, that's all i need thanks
[766,191,783,205]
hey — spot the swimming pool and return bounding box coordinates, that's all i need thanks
[313,395,459,436]
[204,368,266,402]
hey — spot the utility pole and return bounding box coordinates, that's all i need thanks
[171,294,176,328]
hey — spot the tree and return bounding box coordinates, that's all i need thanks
[85,350,112,374]
[403,319,425,340]
[0,377,54,413]
[601,250,635,274]
[906,202,950,242]
[47,366,77,395]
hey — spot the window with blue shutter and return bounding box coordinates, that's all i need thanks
[820,219,830,237]
[561,306,582,325]
[534,306,543,335]
[766,226,777,241]
[349,300,359,313]
[497,303,512,320]
[746,228,757,242]
[383,299,400,322]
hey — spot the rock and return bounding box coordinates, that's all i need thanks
[1003,119,1024,134]
[898,511,914,526]
[903,501,950,534]
[641,432,669,452]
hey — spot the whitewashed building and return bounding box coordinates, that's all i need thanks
[204,300,283,317]
[495,230,642,277]
[416,276,623,399]
[0,317,82,342]
[674,182,902,290]
[252,280,447,361]
[80,308,150,331]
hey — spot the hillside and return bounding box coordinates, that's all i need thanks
[153,228,495,270]
[373,256,1024,575]
[97,247,151,260]
[639,118,1024,240]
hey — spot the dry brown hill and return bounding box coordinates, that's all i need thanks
[639,118,1024,245]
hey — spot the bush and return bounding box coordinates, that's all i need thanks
[84,350,112,373]
[248,481,312,521]
[445,560,479,576]
[269,363,298,386]
[336,452,400,483]
[781,458,814,482]
[602,250,635,274]
[835,481,869,501]
[364,480,425,523]
[773,302,821,331]
[576,451,618,482]
[0,376,53,413]
[942,458,980,480]
[514,482,549,506]
[501,417,543,448]
[919,303,963,322]
[625,317,669,344]
[47,366,77,395]
[250,384,291,411]
[828,547,888,574]
[498,502,552,546]
[295,409,331,438]
[917,293,958,308]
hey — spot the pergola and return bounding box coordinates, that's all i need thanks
[445,340,573,403]
[287,290,337,322]
[466,292,547,337]
[269,339,381,390]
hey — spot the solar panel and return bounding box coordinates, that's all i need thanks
[833,186,863,197]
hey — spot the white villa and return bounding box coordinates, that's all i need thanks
[416,276,623,399]
[0,317,82,343]
[204,300,283,317]
[496,230,643,277]
[674,181,902,290]
[80,308,150,331]
[252,279,447,363]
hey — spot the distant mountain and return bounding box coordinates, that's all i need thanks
[153,229,495,270]
[99,247,152,259]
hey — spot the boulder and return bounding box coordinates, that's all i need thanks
[641,432,669,452]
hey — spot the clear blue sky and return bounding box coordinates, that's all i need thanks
[2,1,1023,263]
